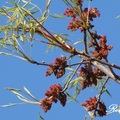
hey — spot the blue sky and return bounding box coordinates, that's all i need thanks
[0,0,120,120]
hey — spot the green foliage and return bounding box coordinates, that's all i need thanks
[1,87,40,107]
[0,0,51,61]
[50,14,64,18]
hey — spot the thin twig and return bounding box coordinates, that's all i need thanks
[84,30,88,54]
[88,29,99,48]
[94,77,109,116]
[67,61,88,67]
[32,61,53,67]
[87,0,91,23]
[62,60,83,92]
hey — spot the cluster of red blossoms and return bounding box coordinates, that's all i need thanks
[79,64,106,90]
[90,35,113,59]
[82,97,107,116]
[41,84,67,112]
[46,57,67,78]
[64,5,100,32]
[82,8,100,21]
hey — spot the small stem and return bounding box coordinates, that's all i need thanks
[33,61,52,67]
[88,29,99,48]
[62,60,83,92]
[87,0,91,23]
[67,61,88,67]
[94,77,109,116]
[84,30,88,54]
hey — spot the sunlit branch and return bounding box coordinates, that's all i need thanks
[91,57,120,70]
[91,60,120,84]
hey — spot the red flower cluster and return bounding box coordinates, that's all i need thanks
[46,57,67,78]
[67,18,81,31]
[64,6,100,32]
[64,8,76,18]
[79,64,106,90]
[82,97,106,117]
[41,84,67,112]
[91,35,113,59]
[82,8,100,21]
